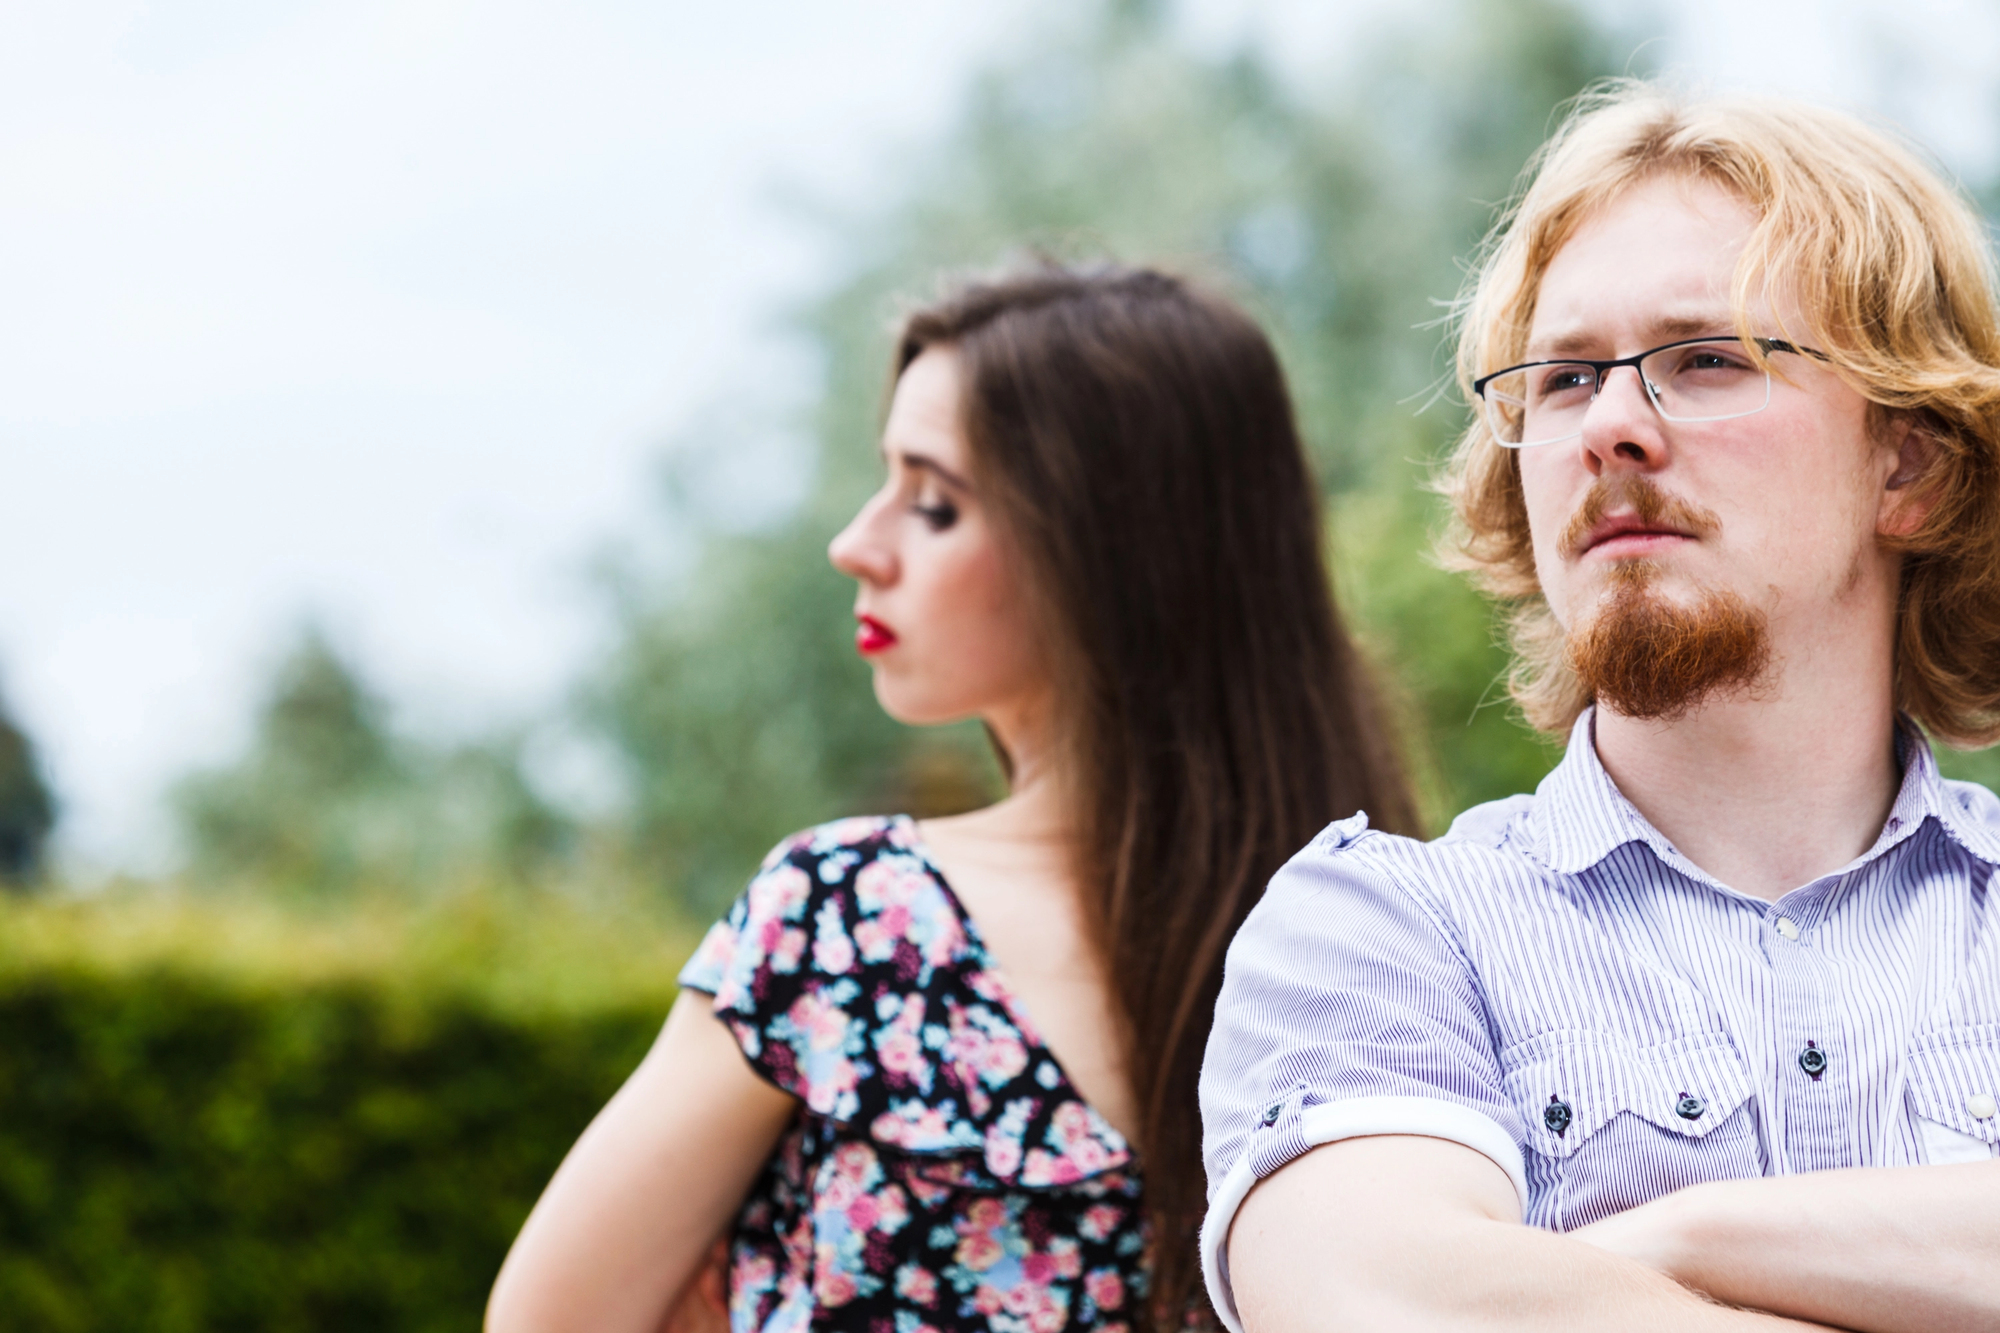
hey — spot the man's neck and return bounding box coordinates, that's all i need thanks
[1592,658,1903,902]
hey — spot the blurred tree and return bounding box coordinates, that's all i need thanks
[590,0,1639,914]
[174,627,570,897]
[0,691,56,887]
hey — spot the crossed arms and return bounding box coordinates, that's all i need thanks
[1227,1132,2000,1333]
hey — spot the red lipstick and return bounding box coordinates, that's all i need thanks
[855,615,897,655]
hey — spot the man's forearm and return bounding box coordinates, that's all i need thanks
[1576,1161,2000,1333]
[1228,1137,1838,1333]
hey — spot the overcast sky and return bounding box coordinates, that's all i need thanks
[5,0,1996,872]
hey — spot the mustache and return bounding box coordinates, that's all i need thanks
[1559,475,1721,561]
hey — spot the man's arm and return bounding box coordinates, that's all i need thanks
[1228,1135,1837,1333]
[1574,1162,2000,1333]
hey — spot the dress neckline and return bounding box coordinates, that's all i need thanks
[887,812,1134,1159]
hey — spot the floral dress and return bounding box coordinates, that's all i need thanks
[679,815,1150,1333]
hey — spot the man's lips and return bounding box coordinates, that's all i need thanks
[855,615,897,654]
[1578,514,1696,559]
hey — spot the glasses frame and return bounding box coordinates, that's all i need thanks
[1472,336,1828,449]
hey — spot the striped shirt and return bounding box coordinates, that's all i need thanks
[1198,709,2000,1333]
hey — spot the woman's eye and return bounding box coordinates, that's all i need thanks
[913,500,958,531]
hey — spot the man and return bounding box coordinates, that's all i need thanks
[1199,83,2000,1333]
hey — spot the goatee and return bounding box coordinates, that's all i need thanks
[1566,562,1770,721]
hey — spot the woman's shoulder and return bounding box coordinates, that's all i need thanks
[678,813,973,1012]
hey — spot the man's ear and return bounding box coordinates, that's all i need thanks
[1878,413,1941,539]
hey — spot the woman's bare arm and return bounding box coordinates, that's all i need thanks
[1574,1161,2000,1333]
[486,989,797,1333]
[1228,1136,1838,1333]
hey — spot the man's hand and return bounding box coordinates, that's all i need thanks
[1572,1162,2000,1333]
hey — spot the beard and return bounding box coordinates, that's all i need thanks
[1557,476,1769,722]
[1565,562,1770,722]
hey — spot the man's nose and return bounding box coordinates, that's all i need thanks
[1576,364,1668,473]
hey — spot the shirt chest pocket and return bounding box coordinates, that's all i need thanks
[1905,1026,2000,1165]
[1502,1031,1761,1230]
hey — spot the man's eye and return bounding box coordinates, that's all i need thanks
[1537,367,1595,396]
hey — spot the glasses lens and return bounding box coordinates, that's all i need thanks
[1482,363,1596,447]
[1639,340,1770,422]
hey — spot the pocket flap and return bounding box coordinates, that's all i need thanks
[1503,1031,1754,1160]
[1906,1025,2000,1146]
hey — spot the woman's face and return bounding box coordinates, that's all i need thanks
[828,347,1051,731]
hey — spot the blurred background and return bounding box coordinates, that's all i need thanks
[3,0,1998,1325]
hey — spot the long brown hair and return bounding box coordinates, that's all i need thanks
[896,262,1419,1327]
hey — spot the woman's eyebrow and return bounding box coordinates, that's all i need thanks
[896,451,973,491]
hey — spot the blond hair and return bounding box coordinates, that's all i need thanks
[1440,79,2000,743]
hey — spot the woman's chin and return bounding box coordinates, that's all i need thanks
[871,679,973,729]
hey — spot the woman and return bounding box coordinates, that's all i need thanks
[487,263,1419,1333]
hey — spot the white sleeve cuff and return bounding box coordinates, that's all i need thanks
[1199,1095,1527,1333]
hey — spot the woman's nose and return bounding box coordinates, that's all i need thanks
[828,498,897,586]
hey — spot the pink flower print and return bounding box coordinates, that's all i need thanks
[846,1193,880,1232]
[854,855,930,912]
[790,991,851,1054]
[872,994,928,1083]
[875,1026,923,1077]
[1051,1237,1082,1280]
[882,902,914,934]
[1030,1300,1069,1333]
[830,1141,880,1188]
[873,1183,910,1234]
[1086,1268,1126,1311]
[771,927,808,973]
[1021,1252,1057,1285]
[984,1119,1023,1178]
[1068,1134,1110,1174]
[869,1100,954,1150]
[1023,1148,1081,1187]
[814,1266,859,1308]
[749,863,812,923]
[967,968,1043,1044]
[1080,1204,1124,1242]
[907,1176,951,1212]
[918,909,967,971]
[971,1284,1007,1317]
[853,916,895,962]
[818,815,885,850]
[811,898,855,974]
[818,1166,861,1213]
[956,1231,1005,1272]
[895,1263,939,1307]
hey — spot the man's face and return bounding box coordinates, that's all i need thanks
[1516,173,1905,718]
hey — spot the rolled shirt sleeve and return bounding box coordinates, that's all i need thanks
[1197,813,1529,1333]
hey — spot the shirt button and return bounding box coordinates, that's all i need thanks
[1260,1102,1283,1126]
[1675,1094,1706,1121]
[1774,916,1801,940]
[1544,1097,1573,1136]
[1968,1093,1998,1120]
[1798,1043,1828,1079]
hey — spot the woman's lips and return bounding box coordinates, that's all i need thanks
[855,615,898,655]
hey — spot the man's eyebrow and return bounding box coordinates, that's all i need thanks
[1529,313,1739,358]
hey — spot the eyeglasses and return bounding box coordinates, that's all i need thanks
[1472,336,1827,449]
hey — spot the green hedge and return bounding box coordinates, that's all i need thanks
[0,891,692,1332]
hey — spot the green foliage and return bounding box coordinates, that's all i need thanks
[0,890,688,1331]
[0,691,55,887]
[174,628,572,898]
[590,0,1638,914]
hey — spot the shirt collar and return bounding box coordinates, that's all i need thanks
[1528,707,2000,880]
